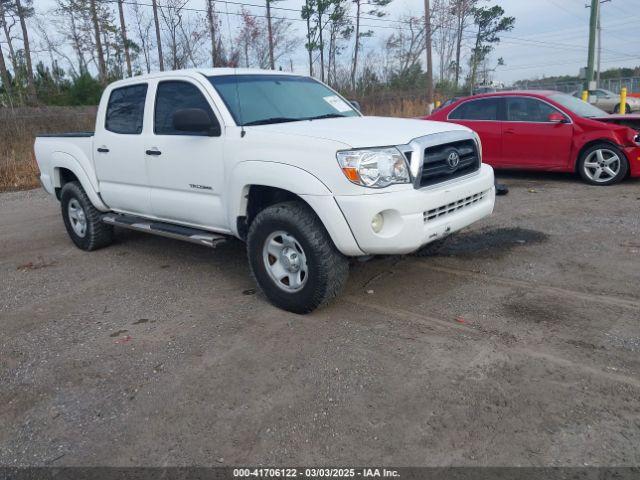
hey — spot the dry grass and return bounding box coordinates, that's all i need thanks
[0,94,426,192]
[0,107,96,192]
[358,91,428,118]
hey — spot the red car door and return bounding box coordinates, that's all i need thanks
[502,96,573,169]
[447,97,504,167]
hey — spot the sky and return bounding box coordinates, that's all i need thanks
[32,0,640,84]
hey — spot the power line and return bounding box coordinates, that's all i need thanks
[105,0,638,60]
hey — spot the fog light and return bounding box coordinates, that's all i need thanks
[371,213,384,233]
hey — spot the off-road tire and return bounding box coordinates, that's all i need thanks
[577,143,628,186]
[60,181,114,251]
[247,201,349,314]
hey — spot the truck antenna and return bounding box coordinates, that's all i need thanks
[234,70,246,138]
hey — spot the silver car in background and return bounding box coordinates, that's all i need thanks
[571,88,640,114]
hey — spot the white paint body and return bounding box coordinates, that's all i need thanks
[34,68,495,256]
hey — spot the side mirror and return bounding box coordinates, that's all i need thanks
[548,112,568,124]
[173,108,220,136]
[349,100,362,112]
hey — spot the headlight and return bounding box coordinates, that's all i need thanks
[336,147,411,188]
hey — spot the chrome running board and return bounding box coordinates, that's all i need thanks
[102,213,226,248]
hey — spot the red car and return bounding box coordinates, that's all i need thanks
[426,91,640,186]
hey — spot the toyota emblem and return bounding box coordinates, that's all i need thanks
[447,150,460,169]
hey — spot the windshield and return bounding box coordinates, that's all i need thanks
[549,93,608,118]
[207,74,360,126]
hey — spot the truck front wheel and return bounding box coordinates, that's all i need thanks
[247,201,349,314]
[60,181,114,251]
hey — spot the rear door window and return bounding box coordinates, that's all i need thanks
[449,98,501,121]
[105,84,148,134]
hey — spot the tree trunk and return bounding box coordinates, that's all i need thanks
[151,0,164,71]
[454,11,464,86]
[350,0,360,91]
[424,0,434,114]
[89,0,107,83]
[469,28,481,95]
[266,0,274,69]
[14,0,36,101]
[206,0,217,67]
[318,12,324,82]
[0,43,12,100]
[117,0,132,77]
[0,2,18,73]
[305,3,313,77]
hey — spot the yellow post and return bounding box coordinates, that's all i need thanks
[581,90,589,102]
[620,87,627,115]
[435,100,441,109]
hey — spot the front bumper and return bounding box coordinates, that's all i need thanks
[623,145,640,177]
[335,164,495,255]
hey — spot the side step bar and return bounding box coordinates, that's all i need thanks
[102,213,227,248]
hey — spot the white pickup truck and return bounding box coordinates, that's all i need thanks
[35,68,495,313]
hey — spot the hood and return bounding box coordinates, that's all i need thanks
[591,114,640,132]
[253,116,471,148]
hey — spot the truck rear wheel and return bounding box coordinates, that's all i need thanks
[60,181,114,251]
[247,201,349,314]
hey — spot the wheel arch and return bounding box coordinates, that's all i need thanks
[229,161,363,256]
[51,152,109,211]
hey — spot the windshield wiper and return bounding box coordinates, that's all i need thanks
[304,113,348,121]
[243,117,302,126]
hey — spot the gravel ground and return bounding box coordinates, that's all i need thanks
[1,172,640,467]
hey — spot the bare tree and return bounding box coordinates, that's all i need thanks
[0,0,19,73]
[206,0,217,66]
[451,0,476,86]
[117,0,132,77]
[88,0,106,82]
[325,0,352,86]
[424,0,433,113]
[236,8,296,69]
[350,0,390,91]
[0,40,11,99]
[301,0,316,76]
[131,0,153,73]
[14,0,36,100]
[151,0,164,70]
[384,15,426,77]
[433,0,456,83]
[51,0,94,76]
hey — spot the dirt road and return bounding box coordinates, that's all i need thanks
[1,173,639,466]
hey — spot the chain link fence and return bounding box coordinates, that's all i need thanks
[517,77,640,94]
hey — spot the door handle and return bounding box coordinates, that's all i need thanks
[504,129,516,135]
[97,147,109,153]
[146,149,162,156]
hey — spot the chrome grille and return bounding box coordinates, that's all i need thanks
[424,190,489,223]
[419,139,480,187]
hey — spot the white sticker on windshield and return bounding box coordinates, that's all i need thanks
[323,95,352,113]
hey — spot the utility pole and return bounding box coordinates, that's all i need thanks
[596,4,601,85]
[424,0,434,114]
[585,0,598,91]
[266,0,275,70]
[207,0,217,67]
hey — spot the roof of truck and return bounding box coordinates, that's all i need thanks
[111,68,302,86]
